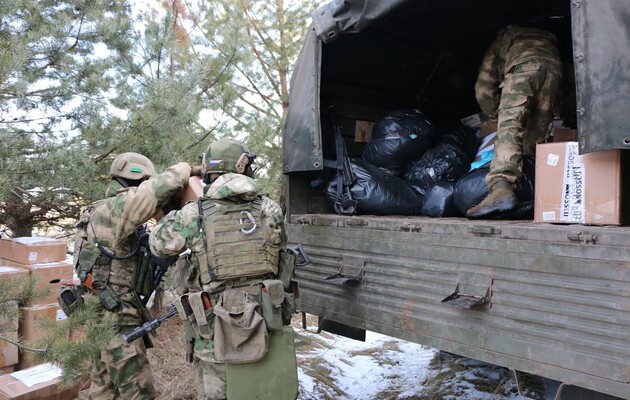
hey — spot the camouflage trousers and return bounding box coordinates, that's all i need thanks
[193,338,227,400]
[486,60,562,188]
[88,296,156,400]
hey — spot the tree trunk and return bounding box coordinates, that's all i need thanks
[4,192,34,237]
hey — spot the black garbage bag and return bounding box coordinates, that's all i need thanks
[325,158,424,216]
[403,143,471,197]
[438,124,480,162]
[421,182,461,218]
[362,109,435,175]
[453,156,536,217]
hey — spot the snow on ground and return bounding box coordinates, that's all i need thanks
[293,314,557,400]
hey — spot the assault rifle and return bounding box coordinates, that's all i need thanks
[141,254,179,306]
[123,303,178,344]
[327,106,357,215]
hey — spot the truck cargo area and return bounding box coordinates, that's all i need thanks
[283,0,630,398]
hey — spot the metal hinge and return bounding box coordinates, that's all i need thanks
[400,223,421,233]
[567,232,597,244]
[467,225,501,235]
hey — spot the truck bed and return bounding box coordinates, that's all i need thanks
[288,213,630,399]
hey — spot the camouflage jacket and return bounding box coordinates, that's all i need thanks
[75,162,191,324]
[149,173,286,292]
[475,26,562,120]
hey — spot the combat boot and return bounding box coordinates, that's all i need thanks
[466,180,518,219]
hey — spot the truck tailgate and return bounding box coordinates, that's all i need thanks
[288,214,630,399]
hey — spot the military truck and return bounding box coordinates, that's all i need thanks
[282,0,630,398]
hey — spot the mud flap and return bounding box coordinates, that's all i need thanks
[225,326,299,400]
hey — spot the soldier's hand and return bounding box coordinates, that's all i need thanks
[190,166,204,177]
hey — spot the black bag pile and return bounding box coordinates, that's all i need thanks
[421,182,459,217]
[325,158,423,216]
[362,109,435,175]
[453,156,536,219]
[402,125,478,198]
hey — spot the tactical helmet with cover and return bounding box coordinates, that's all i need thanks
[202,138,256,178]
[109,152,155,181]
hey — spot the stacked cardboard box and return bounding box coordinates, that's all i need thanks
[534,142,630,225]
[0,238,72,306]
[0,267,30,370]
[0,238,67,265]
[17,305,67,370]
[0,363,82,400]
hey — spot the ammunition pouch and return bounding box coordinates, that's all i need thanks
[277,248,297,291]
[281,292,296,326]
[172,255,192,295]
[57,285,84,316]
[213,287,268,364]
[260,280,284,332]
[175,291,214,340]
[75,242,119,311]
[132,249,153,298]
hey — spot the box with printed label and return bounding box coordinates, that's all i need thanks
[534,142,630,225]
[0,363,81,400]
[17,305,67,370]
[2,261,72,306]
[0,238,66,265]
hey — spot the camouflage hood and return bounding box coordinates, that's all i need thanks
[205,173,260,202]
[105,179,126,198]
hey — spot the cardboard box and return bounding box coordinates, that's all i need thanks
[553,127,578,142]
[0,238,66,265]
[2,262,72,306]
[0,365,15,374]
[534,142,629,225]
[180,176,204,207]
[18,305,67,369]
[354,120,374,143]
[0,268,27,369]
[0,302,19,369]
[0,266,29,282]
[461,112,485,128]
[0,363,81,400]
[479,120,497,139]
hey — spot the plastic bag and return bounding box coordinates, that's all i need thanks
[362,109,435,175]
[325,158,423,216]
[421,182,461,218]
[403,143,471,197]
[438,125,479,162]
[453,156,536,217]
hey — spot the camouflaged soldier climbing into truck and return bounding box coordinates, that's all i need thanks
[64,152,202,400]
[467,25,563,219]
[149,138,301,400]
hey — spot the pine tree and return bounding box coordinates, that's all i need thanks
[0,275,117,385]
[0,0,136,236]
[184,0,319,202]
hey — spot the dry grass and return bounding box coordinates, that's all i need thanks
[77,316,195,400]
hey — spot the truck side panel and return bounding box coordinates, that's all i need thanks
[289,215,630,399]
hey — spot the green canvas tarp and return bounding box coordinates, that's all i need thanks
[282,0,630,174]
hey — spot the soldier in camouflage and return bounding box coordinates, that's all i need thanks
[467,25,562,219]
[149,139,287,400]
[74,152,199,400]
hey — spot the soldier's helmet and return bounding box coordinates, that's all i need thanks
[202,138,256,177]
[109,152,155,181]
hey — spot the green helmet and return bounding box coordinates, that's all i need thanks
[202,138,256,176]
[109,152,155,181]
